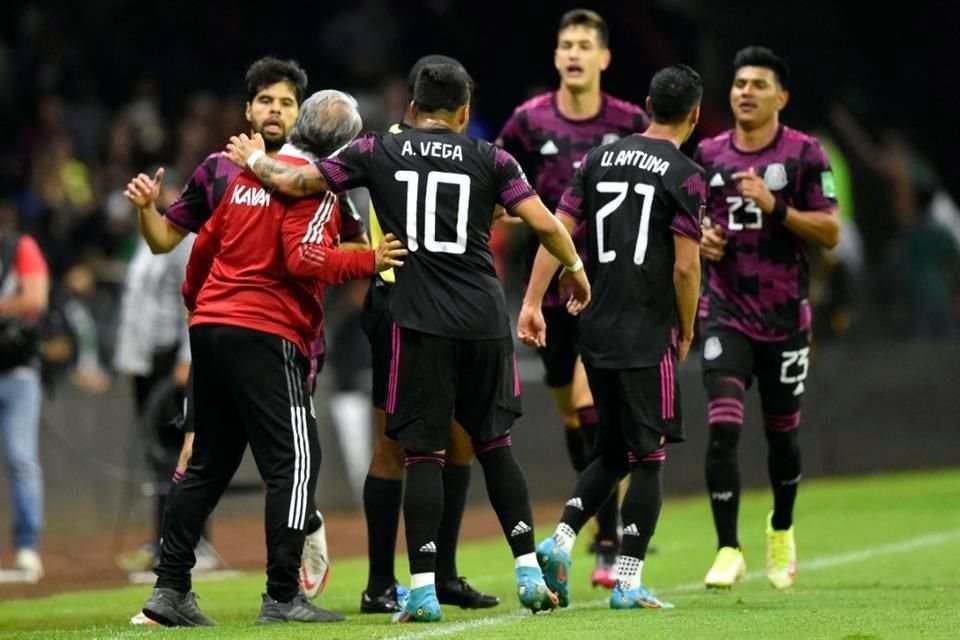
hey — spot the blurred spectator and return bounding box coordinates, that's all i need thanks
[830,104,960,337]
[897,205,960,338]
[60,264,111,393]
[0,226,50,581]
[810,131,861,339]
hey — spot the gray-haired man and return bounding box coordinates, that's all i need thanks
[141,91,406,627]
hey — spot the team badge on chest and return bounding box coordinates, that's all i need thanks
[763,163,788,191]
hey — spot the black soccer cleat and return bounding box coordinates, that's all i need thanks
[141,587,216,627]
[436,576,500,609]
[360,583,407,614]
[255,593,345,624]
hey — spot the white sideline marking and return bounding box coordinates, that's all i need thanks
[380,529,960,640]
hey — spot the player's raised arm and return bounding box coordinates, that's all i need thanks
[124,167,190,253]
[225,132,331,197]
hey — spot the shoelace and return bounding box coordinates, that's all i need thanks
[454,577,476,593]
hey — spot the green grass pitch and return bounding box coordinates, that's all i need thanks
[1,468,957,639]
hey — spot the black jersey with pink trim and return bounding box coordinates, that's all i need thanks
[498,92,649,307]
[557,134,705,368]
[316,128,536,339]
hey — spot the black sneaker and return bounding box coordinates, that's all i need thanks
[142,588,216,627]
[256,593,346,624]
[436,577,500,609]
[360,583,403,614]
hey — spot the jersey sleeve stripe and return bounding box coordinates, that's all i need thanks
[302,193,336,245]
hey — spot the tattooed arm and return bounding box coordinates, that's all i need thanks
[225,133,330,197]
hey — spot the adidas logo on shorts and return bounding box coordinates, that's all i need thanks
[565,497,584,510]
[418,541,437,553]
[622,524,640,537]
[510,521,532,537]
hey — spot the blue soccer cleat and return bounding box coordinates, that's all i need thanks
[392,584,441,623]
[536,537,572,608]
[515,566,559,613]
[609,582,674,610]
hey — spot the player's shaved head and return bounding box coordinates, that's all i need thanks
[408,55,467,95]
[413,64,473,114]
[648,64,703,124]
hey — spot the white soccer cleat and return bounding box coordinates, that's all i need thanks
[299,510,330,599]
[704,546,745,589]
[766,512,797,590]
[14,548,43,582]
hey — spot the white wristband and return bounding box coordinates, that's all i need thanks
[246,149,265,171]
[564,258,583,273]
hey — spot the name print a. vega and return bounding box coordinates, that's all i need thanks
[401,140,464,161]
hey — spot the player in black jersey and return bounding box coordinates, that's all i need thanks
[519,64,705,610]
[360,55,498,615]
[226,65,589,622]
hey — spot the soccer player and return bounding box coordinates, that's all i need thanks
[496,8,650,585]
[140,90,405,627]
[124,56,338,601]
[359,54,497,614]
[695,47,840,590]
[226,62,589,622]
[518,64,705,610]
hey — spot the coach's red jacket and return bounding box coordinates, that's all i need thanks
[183,144,375,357]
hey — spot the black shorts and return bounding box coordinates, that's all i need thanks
[585,350,684,461]
[362,278,392,410]
[384,327,522,452]
[537,305,580,388]
[700,326,810,415]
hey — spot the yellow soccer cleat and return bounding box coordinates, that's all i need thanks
[765,512,797,590]
[704,546,746,589]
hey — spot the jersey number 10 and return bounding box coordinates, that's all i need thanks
[394,170,470,254]
[595,181,655,265]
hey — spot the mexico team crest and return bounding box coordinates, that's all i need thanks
[763,163,788,191]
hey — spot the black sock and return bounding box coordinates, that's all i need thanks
[577,407,599,456]
[576,409,619,548]
[364,475,403,593]
[560,456,624,533]
[564,425,588,472]
[436,463,470,582]
[403,453,444,576]
[705,423,741,548]
[619,456,664,560]
[594,487,620,548]
[474,436,534,557]
[765,427,801,530]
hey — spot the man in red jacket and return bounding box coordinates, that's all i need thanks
[141,90,405,627]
